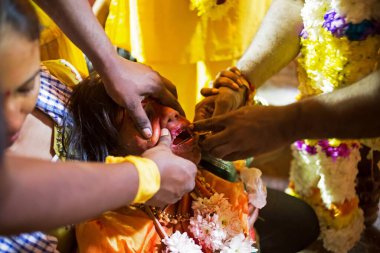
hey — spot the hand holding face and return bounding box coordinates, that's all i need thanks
[100,55,185,139]
[142,129,197,207]
[193,105,296,160]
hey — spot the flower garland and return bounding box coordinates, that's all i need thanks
[291,1,380,252]
[189,0,236,20]
[162,167,265,253]
[298,0,380,98]
[162,193,257,253]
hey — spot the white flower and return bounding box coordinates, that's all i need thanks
[162,231,202,253]
[240,167,267,209]
[220,234,257,253]
[189,213,226,251]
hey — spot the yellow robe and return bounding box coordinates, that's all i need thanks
[32,2,89,78]
[105,0,272,119]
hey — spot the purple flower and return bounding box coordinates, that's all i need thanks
[322,9,380,40]
[300,28,309,39]
[322,10,348,38]
[294,140,317,155]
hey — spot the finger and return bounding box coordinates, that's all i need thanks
[227,66,242,76]
[153,88,186,117]
[157,128,172,147]
[194,100,215,121]
[126,100,153,138]
[161,76,178,98]
[213,77,240,90]
[216,70,243,87]
[199,131,228,152]
[191,117,225,133]
[200,87,219,97]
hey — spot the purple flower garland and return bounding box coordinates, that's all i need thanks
[295,140,359,160]
[300,9,380,41]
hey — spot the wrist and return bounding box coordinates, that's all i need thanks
[106,155,161,204]
[281,102,303,143]
[90,46,119,76]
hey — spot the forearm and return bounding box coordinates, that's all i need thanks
[0,155,138,234]
[287,70,380,141]
[34,0,117,71]
[237,0,304,87]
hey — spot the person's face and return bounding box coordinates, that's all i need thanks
[119,100,201,164]
[0,28,40,147]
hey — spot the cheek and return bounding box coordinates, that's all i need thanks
[120,124,150,155]
[24,77,40,113]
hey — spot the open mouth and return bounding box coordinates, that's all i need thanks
[172,128,193,146]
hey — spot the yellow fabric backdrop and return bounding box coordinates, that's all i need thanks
[105,0,272,119]
[32,2,89,78]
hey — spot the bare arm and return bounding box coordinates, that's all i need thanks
[291,69,380,140]
[194,70,380,160]
[0,131,196,235]
[33,0,184,139]
[196,0,304,120]
[237,0,304,87]
[0,155,138,234]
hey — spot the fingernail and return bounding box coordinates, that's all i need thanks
[143,128,152,138]
[161,128,170,137]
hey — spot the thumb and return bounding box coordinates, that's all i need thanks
[157,128,172,148]
[126,101,153,139]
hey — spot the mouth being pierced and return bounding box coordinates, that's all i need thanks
[172,128,193,146]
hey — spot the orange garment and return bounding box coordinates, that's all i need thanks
[76,169,250,252]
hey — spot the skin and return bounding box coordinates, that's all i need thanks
[0,28,40,148]
[0,28,196,234]
[193,0,380,160]
[120,100,201,164]
[34,0,184,139]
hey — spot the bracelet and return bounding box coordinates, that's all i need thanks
[106,155,161,204]
[231,66,256,105]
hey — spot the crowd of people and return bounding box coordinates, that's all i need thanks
[0,0,378,252]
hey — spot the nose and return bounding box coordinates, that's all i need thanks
[159,107,180,129]
[4,97,25,134]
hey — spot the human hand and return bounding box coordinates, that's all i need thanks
[143,128,197,207]
[194,67,251,121]
[193,105,297,160]
[195,87,247,121]
[99,55,184,139]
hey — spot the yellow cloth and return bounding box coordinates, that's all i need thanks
[76,169,249,252]
[32,2,89,78]
[105,0,271,119]
[43,59,83,87]
[106,155,161,204]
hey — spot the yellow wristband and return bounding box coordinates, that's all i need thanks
[105,155,161,204]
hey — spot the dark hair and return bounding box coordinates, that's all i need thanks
[0,0,40,41]
[63,74,128,162]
